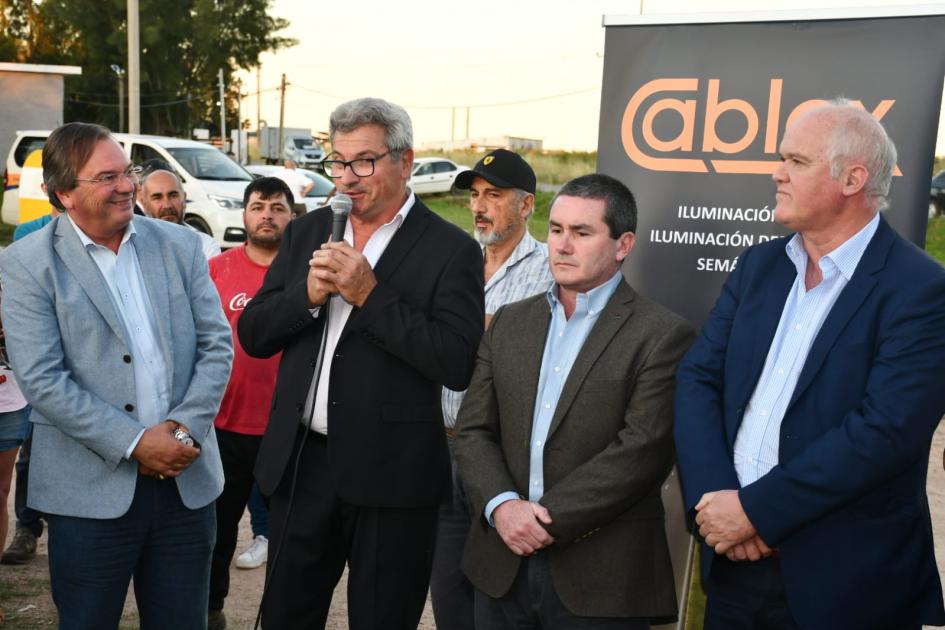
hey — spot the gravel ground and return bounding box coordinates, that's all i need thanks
[2,421,945,628]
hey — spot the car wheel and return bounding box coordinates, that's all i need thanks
[450,183,465,198]
[934,198,945,218]
[184,215,212,235]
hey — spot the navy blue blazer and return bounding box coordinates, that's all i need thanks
[675,216,945,629]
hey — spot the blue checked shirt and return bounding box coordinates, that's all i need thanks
[733,213,879,487]
[485,271,623,524]
[441,232,553,429]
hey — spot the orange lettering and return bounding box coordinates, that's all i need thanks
[702,79,759,154]
[642,98,696,152]
[621,78,708,173]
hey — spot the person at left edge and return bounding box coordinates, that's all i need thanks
[0,122,233,630]
[238,97,484,630]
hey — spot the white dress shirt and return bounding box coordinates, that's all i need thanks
[68,216,170,457]
[303,192,415,435]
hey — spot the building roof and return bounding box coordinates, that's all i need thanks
[0,62,82,76]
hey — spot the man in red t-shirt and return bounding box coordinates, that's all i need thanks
[207,177,295,630]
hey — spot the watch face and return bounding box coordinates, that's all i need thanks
[173,428,195,447]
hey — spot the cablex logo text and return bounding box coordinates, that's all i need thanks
[621,78,900,175]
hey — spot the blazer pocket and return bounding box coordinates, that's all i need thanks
[380,403,442,424]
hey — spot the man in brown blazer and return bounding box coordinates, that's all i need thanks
[454,173,694,629]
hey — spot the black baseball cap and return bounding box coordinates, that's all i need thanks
[453,149,536,194]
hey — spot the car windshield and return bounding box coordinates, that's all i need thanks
[293,138,314,149]
[165,147,253,181]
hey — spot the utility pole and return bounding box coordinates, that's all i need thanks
[110,64,126,132]
[235,78,243,163]
[465,106,470,140]
[256,66,261,134]
[127,0,140,133]
[218,68,226,152]
[277,73,287,163]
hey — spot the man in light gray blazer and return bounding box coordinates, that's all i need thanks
[0,122,232,630]
[455,174,694,629]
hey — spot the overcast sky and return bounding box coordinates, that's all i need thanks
[235,0,945,152]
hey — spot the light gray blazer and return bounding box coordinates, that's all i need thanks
[0,215,232,518]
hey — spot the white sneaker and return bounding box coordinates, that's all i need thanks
[235,535,268,569]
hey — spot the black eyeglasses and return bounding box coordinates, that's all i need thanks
[74,165,143,188]
[321,152,390,179]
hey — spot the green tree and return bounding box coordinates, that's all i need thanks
[0,0,294,137]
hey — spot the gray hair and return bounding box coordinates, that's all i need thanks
[43,122,112,210]
[820,98,897,211]
[512,188,535,220]
[552,173,637,238]
[329,97,413,157]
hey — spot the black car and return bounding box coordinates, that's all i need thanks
[932,170,945,217]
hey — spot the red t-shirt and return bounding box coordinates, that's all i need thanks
[209,246,281,435]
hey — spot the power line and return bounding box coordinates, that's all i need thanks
[65,93,207,108]
[289,84,599,110]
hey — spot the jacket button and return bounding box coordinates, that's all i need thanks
[123,355,132,363]
[125,403,135,412]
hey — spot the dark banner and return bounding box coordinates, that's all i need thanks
[599,10,945,627]
[600,12,945,328]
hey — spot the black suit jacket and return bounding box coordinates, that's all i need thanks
[239,199,484,507]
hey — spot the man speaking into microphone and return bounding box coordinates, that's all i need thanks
[238,97,484,630]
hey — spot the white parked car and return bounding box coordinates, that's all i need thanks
[409,158,469,195]
[3,130,252,247]
[244,164,335,213]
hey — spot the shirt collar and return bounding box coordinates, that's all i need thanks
[784,213,879,281]
[546,270,623,314]
[386,191,415,229]
[483,231,543,288]
[67,214,136,250]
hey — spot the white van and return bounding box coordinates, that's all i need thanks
[3,130,250,247]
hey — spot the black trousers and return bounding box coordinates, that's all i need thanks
[477,553,650,630]
[14,425,44,537]
[208,428,263,611]
[262,428,438,630]
[430,437,476,630]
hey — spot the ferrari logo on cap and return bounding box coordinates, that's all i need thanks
[483,156,494,165]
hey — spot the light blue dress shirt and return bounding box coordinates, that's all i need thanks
[484,270,624,524]
[68,216,170,458]
[733,213,879,486]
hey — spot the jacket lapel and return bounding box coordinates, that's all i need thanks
[53,216,128,346]
[736,252,796,410]
[786,217,891,410]
[131,219,174,381]
[337,199,430,344]
[545,281,634,442]
[515,297,553,431]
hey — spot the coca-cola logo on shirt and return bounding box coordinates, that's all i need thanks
[229,292,252,311]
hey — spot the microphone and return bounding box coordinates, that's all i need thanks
[330,193,352,243]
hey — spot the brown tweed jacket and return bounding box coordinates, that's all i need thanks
[454,280,694,619]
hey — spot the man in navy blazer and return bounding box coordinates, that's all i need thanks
[675,101,945,629]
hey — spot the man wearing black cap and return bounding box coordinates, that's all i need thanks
[432,149,553,630]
